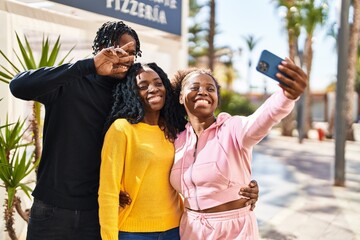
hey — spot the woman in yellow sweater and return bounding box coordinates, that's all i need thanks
[99,62,187,240]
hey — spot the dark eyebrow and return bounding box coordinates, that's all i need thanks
[137,77,161,84]
[188,82,215,87]
[188,82,200,85]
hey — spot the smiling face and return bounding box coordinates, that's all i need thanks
[180,73,218,120]
[136,66,166,122]
[110,34,137,79]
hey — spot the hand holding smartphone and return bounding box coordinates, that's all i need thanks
[256,50,289,86]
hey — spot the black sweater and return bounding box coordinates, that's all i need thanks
[10,59,120,210]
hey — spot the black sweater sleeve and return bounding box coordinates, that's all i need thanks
[9,58,96,103]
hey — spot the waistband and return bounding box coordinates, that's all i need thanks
[183,184,247,210]
[33,198,98,213]
[184,205,251,220]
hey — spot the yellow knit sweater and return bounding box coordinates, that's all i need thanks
[99,119,182,240]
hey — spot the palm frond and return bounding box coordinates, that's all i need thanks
[13,50,27,71]
[0,64,15,77]
[23,32,36,67]
[57,45,76,66]
[0,49,21,73]
[39,36,50,67]
[15,33,36,70]
[47,35,61,66]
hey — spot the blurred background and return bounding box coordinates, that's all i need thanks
[0,0,359,239]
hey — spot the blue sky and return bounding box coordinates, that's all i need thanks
[197,0,339,93]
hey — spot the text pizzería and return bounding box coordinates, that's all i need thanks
[106,0,178,25]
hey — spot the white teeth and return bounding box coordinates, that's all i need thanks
[197,99,209,104]
[148,96,161,102]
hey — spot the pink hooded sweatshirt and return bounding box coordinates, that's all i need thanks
[170,90,296,210]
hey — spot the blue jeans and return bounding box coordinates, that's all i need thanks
[26,199,101,240]
[118,227,180,240]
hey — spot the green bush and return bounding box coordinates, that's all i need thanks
[217,89,256,116]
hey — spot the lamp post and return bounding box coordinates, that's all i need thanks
[295,50,305,143]
[334,0,350,187]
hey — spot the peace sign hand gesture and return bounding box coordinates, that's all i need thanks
[94,42,135,77]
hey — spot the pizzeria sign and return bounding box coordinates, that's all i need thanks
[48,0,182,36]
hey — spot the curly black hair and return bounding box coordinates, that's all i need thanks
[171,67,221,115]
[104,62,187,142]
[92,21,142,57]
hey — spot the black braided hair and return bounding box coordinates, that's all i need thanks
[92,21,142,57]
[104,62,187,141]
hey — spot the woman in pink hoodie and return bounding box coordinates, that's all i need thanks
[170,58,307,239]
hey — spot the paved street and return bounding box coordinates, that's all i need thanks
[253,133,360,240]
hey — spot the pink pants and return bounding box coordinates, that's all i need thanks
[180,206,259,240]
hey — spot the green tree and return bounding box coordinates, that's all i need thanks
[345,0,360,140]
[273,0,328,138]
[242,34,261,92]
[217,89,256,116]
[188,0,228,69]
[188,0,207,66]
[299,0,328,137]
[214,49,237,91]
[207,0,216,71]
[356,44,360,95]
[273,0,302,137]
[188,1,240,92]
[323,22,338,138]
[273,0,302,60]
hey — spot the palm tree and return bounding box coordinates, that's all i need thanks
[188,0,238,89]
[188,22,207,66]
[299,0,328,137]
[242,34,261,92]
[345,0,360,140]
[207,0,216,71]
[188,0,224,71]
[188,0,207,66]
[273,0,302,136]
[273,0,301,60]
[326,0,360,141]
[325,22,338,138]
[356,46,360,95]
[213,46,237,91]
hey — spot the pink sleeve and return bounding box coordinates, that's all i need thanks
[235,90,296,148]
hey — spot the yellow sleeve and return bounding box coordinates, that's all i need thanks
[98,120,127,240]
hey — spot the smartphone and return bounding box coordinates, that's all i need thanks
[256,50,287,85]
